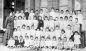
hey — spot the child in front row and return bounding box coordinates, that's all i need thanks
[14,36,19,47]
[19,36,25,47]
[7,37,15,47]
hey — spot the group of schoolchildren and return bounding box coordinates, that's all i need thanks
[7,8,83,51]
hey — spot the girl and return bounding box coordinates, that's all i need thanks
[24,36,30,48]
[29,9,35,20]
[74,31,81,49]
[7,37,15,47]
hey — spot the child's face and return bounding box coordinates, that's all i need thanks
[18,17,22,20]
[21,10,24,13]
[27,27,30,30]
[25,36,29,39]
[50,28,53,32]
[55,17,59,21]
[56,27,59,30]
[19,36,23,40]
[53,38,56,41]
[10,38,13,40]
[60,18,63,21]
[61,31,65,34]
[15,37,18,40]
[16,11,19,13]
[75,18,78,23]
[67,26,71,30]
[63,38,67,42]
[17,26,20,31]
[22,26,26,29]
[31,10,33,13]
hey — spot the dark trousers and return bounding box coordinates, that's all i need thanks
[3,28,13,45]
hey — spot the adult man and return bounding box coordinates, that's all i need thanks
[4,12,14,45]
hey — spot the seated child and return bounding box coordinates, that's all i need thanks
[54,17,60,27]
[40,36,45,48]
[52,36,57,49]
[29,35,35,48]
[45,36,52,48]
[14,36,19,47]
[19,36,25,47]
[24,36,30,47]
[49,16,54,29]
[63,37,69,49]
[68,39,74,50]
[54,26,61,39]
[60,29,66,40]
[34,37,40,48]
[57,37,63,50]
[7,37,15,47]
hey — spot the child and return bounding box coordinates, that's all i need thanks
[35,29,40,39]
[49,16,54,29]
[44,28,50,38]
[57,37,63,50]
[7,37,15,47]
[29,9,35,20]
[40,36,45,48]
[14,36,19,47]
[63,16,69,29]
[34,37,40,49]
[44,16,49,30]
[39,9,44,20]
[30,25,36,38]
[54,26,61,40]
[54,17,60,27]
[63,37,69,50]
[52,36,57,49]
[73,18,80,32]
[74,31,81,49]
[24,36,30,47]
[49,28,54,38]
[45,36,52,49]
[59,17,64,29]
[60,29,66,40]
[32,17,38,29]
[19,36,25,47]
[68,39,74,50]
[29,35,34,48]
[65,25,73,41]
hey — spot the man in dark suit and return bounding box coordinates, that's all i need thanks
[3,12,14,45]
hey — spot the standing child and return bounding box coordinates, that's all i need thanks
[74,31,81,49]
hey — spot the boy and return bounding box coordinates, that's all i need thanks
[14,36,19,47]
[19,36,25,47]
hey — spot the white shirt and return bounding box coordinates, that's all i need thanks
[29,13,35,20]
[49,11,56,19]
[8,39,15,46]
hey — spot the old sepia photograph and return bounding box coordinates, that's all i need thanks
[0,0,86,51]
